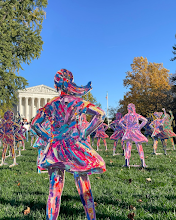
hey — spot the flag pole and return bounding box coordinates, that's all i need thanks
[106,92,109,126]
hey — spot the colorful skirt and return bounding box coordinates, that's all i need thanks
[163,129,176,138]
[39,138,106,175]
[122,128,148,143]
[110,130,124,140]
[95,131,109,139]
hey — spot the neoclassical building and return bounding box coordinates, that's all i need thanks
[15,85,58,122]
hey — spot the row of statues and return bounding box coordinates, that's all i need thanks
[0,112,26,167]
[0,68,175,220]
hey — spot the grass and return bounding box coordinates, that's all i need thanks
[0,137,176,219]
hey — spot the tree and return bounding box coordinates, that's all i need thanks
[118,57,172,116]
[82,91,101,121]
[171,34,176,61]
[0,0,47,115]
[170,73,176,114]
[82,92,101,108]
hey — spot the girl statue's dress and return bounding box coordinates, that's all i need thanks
[31,69,106,220]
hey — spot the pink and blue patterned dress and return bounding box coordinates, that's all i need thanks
[32,95,106,175]
[95,123,109,139]
[119,113,148,143]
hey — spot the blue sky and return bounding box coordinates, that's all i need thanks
[20,0,176,113]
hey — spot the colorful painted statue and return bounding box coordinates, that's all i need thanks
[90,130,96,147]
[0,111,20,167]
[0,117,5,148]
[109,112,125,156]
[119,103,148,168]
[162,110,176,150]
[31,69,106,220]
[14,121,26,157]
[149,109,168,155]
[15,112,26,154]
[29,124,37,147]
[33,118,51,173]
[95,123,109,151]
[79,113,91,144]
[144,115,153,138]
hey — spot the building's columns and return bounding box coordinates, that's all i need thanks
[44,98,47,105]
[25,97,28,120]
[39,98,41,109]
[37,98,40,110]
[31,97,34,118]
[19,97,22,115]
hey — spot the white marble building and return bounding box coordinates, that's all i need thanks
[14,85,58,122]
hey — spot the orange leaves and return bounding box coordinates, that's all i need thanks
[94,202,98,207]
[137,199,143,203]
[24,207,30,215]
[129,205,136,210]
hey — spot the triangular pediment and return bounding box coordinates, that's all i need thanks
[18,84,58,94]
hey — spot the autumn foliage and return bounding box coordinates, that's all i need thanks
[119,57,172,116]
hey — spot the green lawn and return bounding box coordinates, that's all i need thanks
[0,138,176,219]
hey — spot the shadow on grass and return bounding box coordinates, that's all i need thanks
[13,190,45,196]
[0,194,128,219]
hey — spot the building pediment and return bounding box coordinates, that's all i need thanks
[18,84,58,95]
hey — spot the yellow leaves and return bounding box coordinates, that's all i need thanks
[121,56,171,115]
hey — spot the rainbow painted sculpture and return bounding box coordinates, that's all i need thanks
[31,69,106,220]
[15,120,26,156]
[79,113,91,145]
[162,110,176,150]
[95,123,109,151]
[150,109,175,155]
[109,112,125,156]
[32,118,51,173]
[29,124,37,147]
[119,103,148,168]
[144,115,153,139]
[0,111,20,167]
